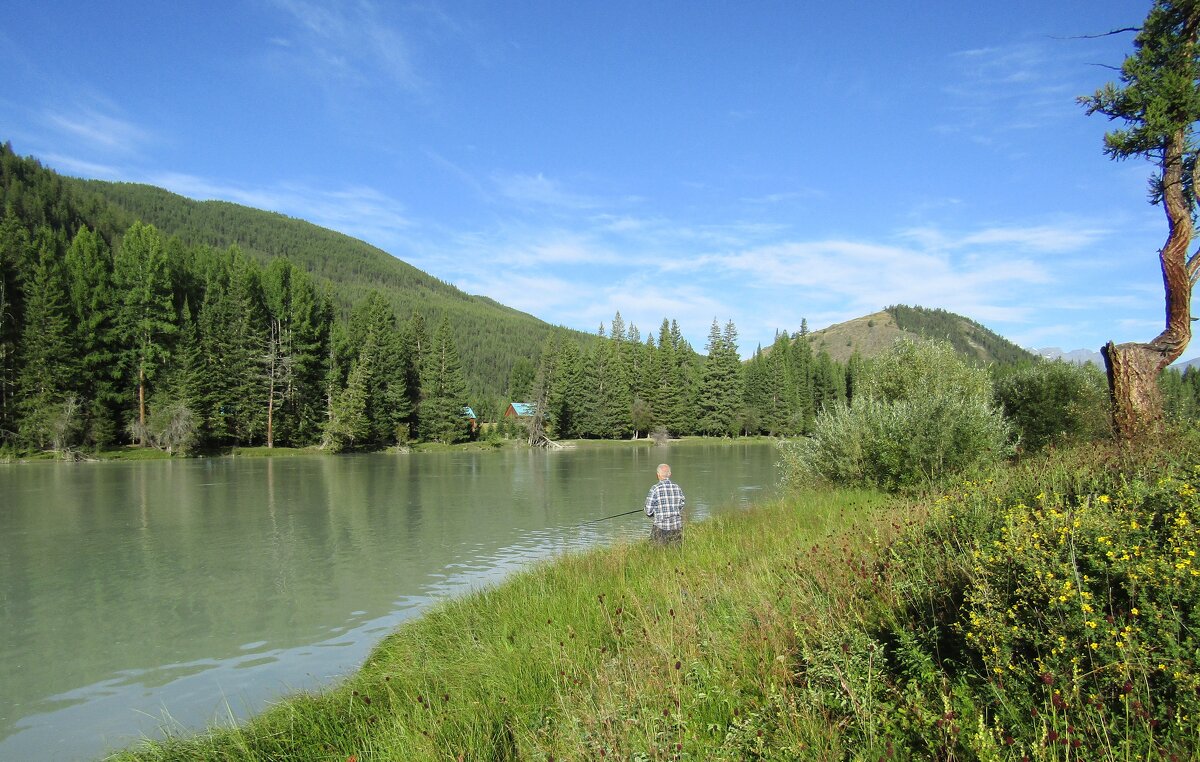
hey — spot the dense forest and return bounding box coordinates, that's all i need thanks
[4,140,1200,456]
[69,174,586,403]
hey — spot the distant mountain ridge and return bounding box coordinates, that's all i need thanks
[804,305,1037,365]
[1034,347,1104,366]
[1034,347,1200,370]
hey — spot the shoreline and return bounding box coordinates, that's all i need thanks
[1,435,779,465]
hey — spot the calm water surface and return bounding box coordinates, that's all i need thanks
[0,442,779,760]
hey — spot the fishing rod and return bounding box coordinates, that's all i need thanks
[576,508,643,527]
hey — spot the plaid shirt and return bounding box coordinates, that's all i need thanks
[645,478,685,531]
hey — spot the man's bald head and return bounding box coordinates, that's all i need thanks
[657,463,671,480]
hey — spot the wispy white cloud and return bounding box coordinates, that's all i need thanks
[41,153,124,180]
[900,223,1106,253]
[493,172,607,210]
[267,0,426,91]
[146,171,413,247]
[413,201,1117,354]
[739,189,825,205]
[937,40,1094,142]
[43,106,152,155]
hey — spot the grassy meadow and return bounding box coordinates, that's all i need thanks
[110,432,1200,760]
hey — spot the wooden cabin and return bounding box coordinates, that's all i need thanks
[504,402,537,419]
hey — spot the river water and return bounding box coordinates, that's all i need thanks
[0,442,779,760]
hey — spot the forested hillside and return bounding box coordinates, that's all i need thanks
[804,305,1036,365]
[69,178,578,401]
[0,142,864,455]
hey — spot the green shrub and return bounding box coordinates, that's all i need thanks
[780,339,1011,491]
[993,361,1109,452]
[872,442,1200,758]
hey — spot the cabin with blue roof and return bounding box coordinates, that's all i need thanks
[462,406,478,433]
[504,402,537,419]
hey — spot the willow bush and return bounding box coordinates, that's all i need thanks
[780,339,1011,491]
[992,360,1110,452]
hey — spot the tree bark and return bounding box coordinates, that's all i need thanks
[1104,125,1194,440]
[1102,341,1167,439]
[138,365,146,447]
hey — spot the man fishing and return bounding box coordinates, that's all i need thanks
[644,463,685,546]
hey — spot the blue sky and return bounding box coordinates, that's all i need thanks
[1,1,1182,358]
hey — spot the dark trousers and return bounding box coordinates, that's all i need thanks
[651,525,682,546]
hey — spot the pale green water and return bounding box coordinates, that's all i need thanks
[0,442,779,760]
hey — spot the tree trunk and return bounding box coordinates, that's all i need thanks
[1104,125,1194,441]
[1102,341,1167,439]
[138,366,146,447]
[267,377,275,449]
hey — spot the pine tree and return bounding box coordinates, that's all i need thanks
[508,357,535,402]
[697,319,742,435]
[549,339,585,438]
[741,346,770,435]
[593,338,632,438]
[419,318,468,443]
[16,230,77,450]
[0,211,32,442]
[610,311,626,343]
[63,225,119,446]
[325,356,371,452]
[529,334,561,443]
[812,350,841,413]
[112,222,176,444]
[258,259,332,448]
[788,336,815,433]
[194,248,262,446]
[399,311,427,439]
[762,333,791,434]
[348,292,407,446]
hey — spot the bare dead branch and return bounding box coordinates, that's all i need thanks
[1052,27,1141,40]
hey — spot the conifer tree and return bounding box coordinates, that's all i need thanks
[0,211,32,441]
[788,336,816,432]
[399,311,428,439]
[348,292,407,446]
[508,357,535,402]
[812,350,841,413]
[325,356,372,452]
[260,259,294,448]
[549,338,585,438]
[112,222,176,444]
[262,262,330,446]
[763,333,792,434]
[194,248,263,445]
[529,334,560,443]
[16,230,77,450]
[697,319,742,435]
[610,311,626,343]
[593,337,632,438]
[64,226,120,446]
[742,345,770,435]
[419,318,469,443]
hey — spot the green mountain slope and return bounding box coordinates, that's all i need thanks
[805,305,1036,365]
[69,179,586,399]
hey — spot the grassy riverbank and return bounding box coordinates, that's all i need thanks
[111,434,1200,760]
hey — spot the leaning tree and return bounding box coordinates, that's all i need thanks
[1081,0,1200,439]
